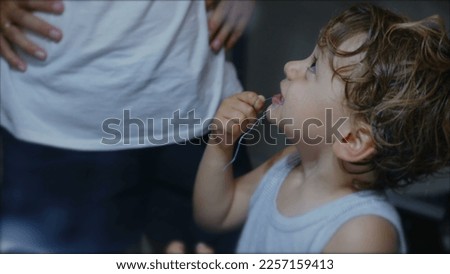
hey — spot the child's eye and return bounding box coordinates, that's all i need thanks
[307,57,317,74]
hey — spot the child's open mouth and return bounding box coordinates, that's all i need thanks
[271,93,284,105]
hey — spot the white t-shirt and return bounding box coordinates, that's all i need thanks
[0,0,242,150]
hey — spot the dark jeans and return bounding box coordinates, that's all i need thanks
[0,128,251,253]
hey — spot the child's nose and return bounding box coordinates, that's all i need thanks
[284,60,302,79]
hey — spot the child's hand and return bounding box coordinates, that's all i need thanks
[209,91,265,149]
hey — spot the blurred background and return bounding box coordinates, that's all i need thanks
[233,0,450,253]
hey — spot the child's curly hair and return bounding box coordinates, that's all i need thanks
[318,3,450,189]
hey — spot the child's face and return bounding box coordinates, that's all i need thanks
[267,37,364,144]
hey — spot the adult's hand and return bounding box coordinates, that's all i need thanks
[205,0,255,52]
[0,0,64,71]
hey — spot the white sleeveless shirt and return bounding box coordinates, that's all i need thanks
[237,152,407,253]
[0,0,241,150]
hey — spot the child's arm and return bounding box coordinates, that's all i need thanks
[194,92,289,232]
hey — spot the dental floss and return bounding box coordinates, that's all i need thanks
[223,96,276,170]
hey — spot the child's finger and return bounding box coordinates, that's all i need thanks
[236,91,258,102]
[231,99,258,119]
[253,95,266,112]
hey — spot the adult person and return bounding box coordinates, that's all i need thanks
[0,0,255,253]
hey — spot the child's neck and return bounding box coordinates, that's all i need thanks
[296,144,355,190]
[276,145,359,217]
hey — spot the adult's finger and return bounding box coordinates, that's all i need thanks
[208,1,232,40]
[210,21,233,52]
[0,35,27,71]
[224,17,248,49]
[2,23,47,60]
[19,0,65,14]
[9,3,63,42]
[10,8,63,42]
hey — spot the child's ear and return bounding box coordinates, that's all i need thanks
[332,128,376,163]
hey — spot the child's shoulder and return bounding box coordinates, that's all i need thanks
[323,214,399,253]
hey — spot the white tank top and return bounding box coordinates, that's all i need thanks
[237,152,407,253]
[0,0,241,150]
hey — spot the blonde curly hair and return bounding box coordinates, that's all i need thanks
[318,3,450,189]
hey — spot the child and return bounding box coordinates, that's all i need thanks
[194,3,450,253]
